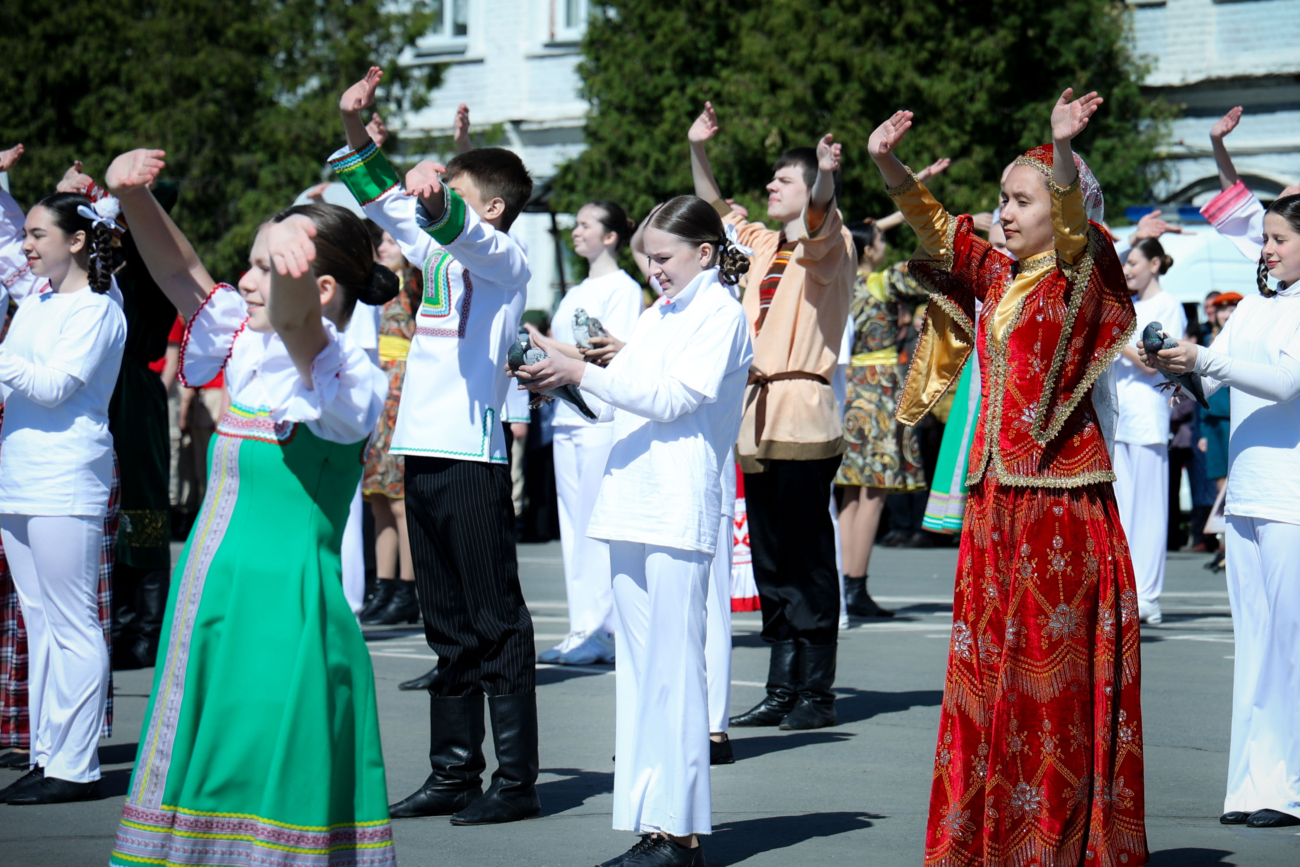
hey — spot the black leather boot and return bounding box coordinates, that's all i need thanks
[360,578,396,622]
[728,641,797,727]
[450,693,540,825]
[132,570,170,666]
[365,580,420,626]
[399,666,439,691]
[389,695,486,818]
[780,643,838,730]
[844,575,893,618]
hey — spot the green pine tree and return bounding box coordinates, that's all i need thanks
[0,0,439,281]
[555,0,1172,238]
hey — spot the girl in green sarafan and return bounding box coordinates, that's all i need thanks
[104,148,395,867]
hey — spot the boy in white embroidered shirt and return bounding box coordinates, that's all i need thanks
[331,67,540,826]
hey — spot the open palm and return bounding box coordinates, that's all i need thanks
[868,111,913,159]
[106,149,166,193]
[405,160,446,202]
[1211,106,1243,141]
[0,143,22,173]
[341,66,383,113]
[688,102,719,144]
[1050,88,1103,143]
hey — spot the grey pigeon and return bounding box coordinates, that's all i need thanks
[507,328,597,419]
[573,307,609,350]
[1141,321,1209,409]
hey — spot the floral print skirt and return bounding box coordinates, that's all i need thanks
[835,362,926,490]
[363,360,405,500]
[924,479,1148,867]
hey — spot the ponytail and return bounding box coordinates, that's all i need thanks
[589,200,635,251]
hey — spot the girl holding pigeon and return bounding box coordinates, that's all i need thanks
[1148,194,1300,829]
[536,200,643,666]
[518,195,752,867]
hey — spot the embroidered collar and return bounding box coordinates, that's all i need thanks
[1016,251,1056,277]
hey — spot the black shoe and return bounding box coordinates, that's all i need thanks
[780,643,838,731]
[905,531,935,548]
[0,766,43,802]
[709,734,734,766]
[363,581,420,626]
[1220,811,1251,825]
[6,775,100,805]
[399,666,439,691]
[360,578,397,622]
[0,749,30,770]
[879,530,908,547]
[598,836,706,867]
[1246,809,1300,828]
[450,693,540,825]
[844,576,894,618]
[389,695,486,818]
[729,641,797,727]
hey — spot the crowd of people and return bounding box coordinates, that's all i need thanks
[0,64,1296,867]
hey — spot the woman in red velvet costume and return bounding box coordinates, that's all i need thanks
[869,91,1148,866]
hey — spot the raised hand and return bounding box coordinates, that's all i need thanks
[868,111,913,161]
[366,112,389,147]
[267,214,319,280]
[341,66,383,114]
[916,157,951,183]
[1051,88,1103,143]
[687,102,719,144]
[0,143,23,173]
[404,160,446,202]
[56,160,95,194]
[817,134,842,173]
[453,103,472,153]
[106,149,167,194]
[1132,209,1190,242]
[1210,106,1243,142]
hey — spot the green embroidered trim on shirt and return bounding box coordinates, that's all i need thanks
[421,186,468,246]
[395,407,507,462]
[328,142,399,206]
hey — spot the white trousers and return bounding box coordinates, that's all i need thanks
[705,513,732,734]
[611,541,711,836]
[555,425,616,635]
[1113,441,1168,604]
[1224,515,1300,818]
[341,483,365,614]
[1,515,107,782]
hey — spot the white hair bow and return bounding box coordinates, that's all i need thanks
[723,222,754,258]
[77,202,121,234]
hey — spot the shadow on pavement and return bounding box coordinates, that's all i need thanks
[709,811,880,865]
[100,767,133,798]
[537,665,614,687]
[832,688,943,724]
[99,743,138,766]
[730,730,855,760]
[537,767,614,815]
[1149,848,1237,866]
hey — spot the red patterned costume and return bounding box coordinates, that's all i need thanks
[890,145,1148,866]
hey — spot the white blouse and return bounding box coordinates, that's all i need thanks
[0,282,127,516]
[179,284,386,445]
[581,268,753,555]
[1115,290,1187,446]
[551,269,644,427]
[1196,284,1300,524]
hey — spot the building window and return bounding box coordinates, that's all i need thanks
[415,0,470,56]
[549,0,599,44]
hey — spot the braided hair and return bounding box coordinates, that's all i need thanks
[34,192,123,294]
[648,195,752,286]
[1259,194,1300,298]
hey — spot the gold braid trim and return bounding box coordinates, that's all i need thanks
[966,276,1034,486]
[884,168,918,197]
[1026,225,1133,445]
[1017,250,1056,277]
[936,209,958,272]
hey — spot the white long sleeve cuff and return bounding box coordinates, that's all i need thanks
[1195,344,1300,404]
[581,360,706,424]
[0,348,85,407]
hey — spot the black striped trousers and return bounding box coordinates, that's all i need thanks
[405,455,536,696]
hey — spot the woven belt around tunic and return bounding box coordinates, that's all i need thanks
[747,369,829,446]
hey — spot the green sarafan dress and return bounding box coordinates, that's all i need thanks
[111,285,394,867]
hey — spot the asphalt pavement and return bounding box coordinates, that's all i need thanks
[2,542,1297,865]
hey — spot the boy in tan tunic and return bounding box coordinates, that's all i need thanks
[687,102,854,731]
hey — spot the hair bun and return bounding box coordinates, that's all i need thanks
[360,262,401,306]
[1160,254,1174,275]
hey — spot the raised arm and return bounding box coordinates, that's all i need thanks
[1049,88,1103,267]
[687,102,725,205]
[406,161,528,286]
[105,149,213,320]
[869,111,955,261]
[806,134,842,236]
[341,66,385,152]
[264,214,330,384]
[453,103,473,155]
[1210,106,1243,192]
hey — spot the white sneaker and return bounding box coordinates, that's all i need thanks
[537,631,582,664]
[557,631,616,665]
[1138,598,1163,625]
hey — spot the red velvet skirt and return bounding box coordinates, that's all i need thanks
[924,479,1149,867]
